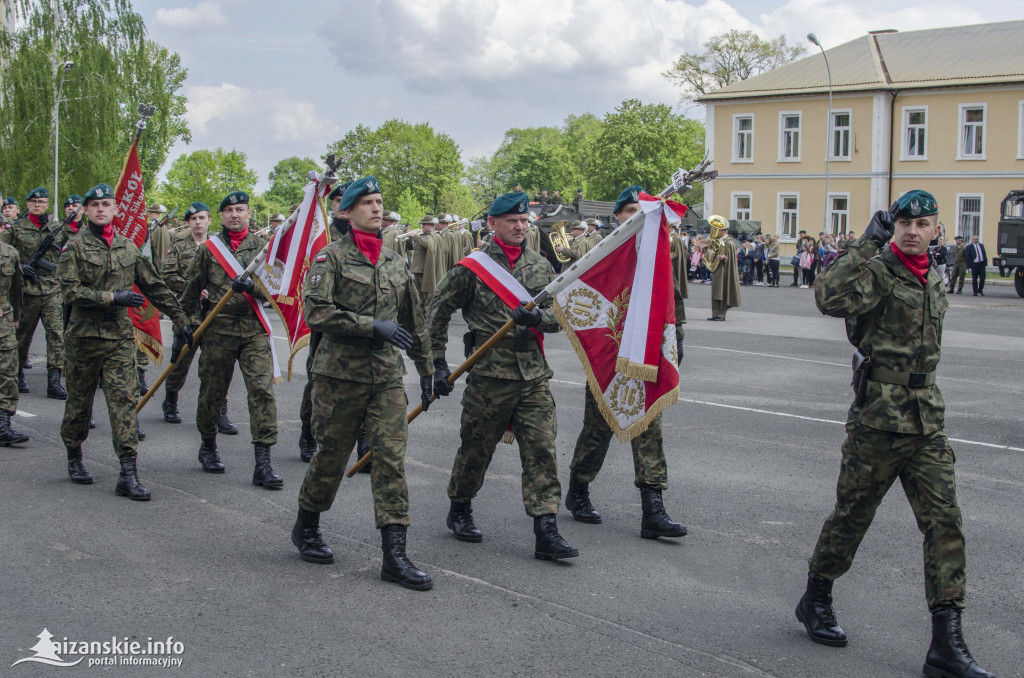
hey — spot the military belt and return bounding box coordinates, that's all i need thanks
[72,307,127,323]
[225,305,252,316]
[327,335,387,350]
[473,331,539,352]
[869,367,936,388]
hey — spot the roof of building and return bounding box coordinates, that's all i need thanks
[698,20,1024,102]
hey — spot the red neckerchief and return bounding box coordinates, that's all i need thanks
[89,221,114,247]
[227,225,248,251]
[68,219,81,234]
[29,213,46,228]
[351,228,382,265]
[890,242,930,286]
[494,236,522,269]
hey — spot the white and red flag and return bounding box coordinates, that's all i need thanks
[257,178,331,378]
[552,192,683,441]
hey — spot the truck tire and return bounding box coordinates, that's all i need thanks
[1015,268,1024,298]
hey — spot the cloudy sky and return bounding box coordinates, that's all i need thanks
[133,0,1020,189]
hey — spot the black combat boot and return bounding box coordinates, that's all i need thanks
[136,423,146,440]
[137,368,149,397]
[46,368,68,399]
[380,525,433,591]
[22,357,32,369]
[298,420,316,463]
[17,367,29,393]
[639,485,687,538]
[446,500,483,542]
[252,443,283,488]
[795,571,848,647]
[291,508,334,564]
[197,438,225,473]
[114,454,151,501]
[217,401,238,435]
[162,389,182,423]
[565,476,602,524]
[533,514,579,560]
[356,430,371,473]
[923,608,995,678]
[0,411,29,446]
[67,446,93,484]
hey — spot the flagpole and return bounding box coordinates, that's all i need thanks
[346,158,718,476]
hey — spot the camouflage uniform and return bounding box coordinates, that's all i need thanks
[947,242,966,293]
[161,230,205,393]
[297,233,432,527]
[0,242,24,413]
[57,227,188,458]
[180,229,277,445]
[809,235,964,611]
[429,240,562,517]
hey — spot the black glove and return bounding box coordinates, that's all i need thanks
[177,324,194,350]
[511,301,542,327]
[420,375,433,412]
[20,263,38,284]
[112,290,145,307]
[433,361,453,397]
[676,328,685,365]
[372,319,413,350]
[231,275,255,294]
[864,201,899,247]
[170,332,186,364]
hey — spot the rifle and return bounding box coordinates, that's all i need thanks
[157,206,179,228]
[23,206,83,282]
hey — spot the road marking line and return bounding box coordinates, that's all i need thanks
[14,410,36,418]
[690,345,846,367]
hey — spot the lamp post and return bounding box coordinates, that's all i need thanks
[53,60,74,207]
[807,33,832,234]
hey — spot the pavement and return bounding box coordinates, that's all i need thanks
[3,280,1022,677]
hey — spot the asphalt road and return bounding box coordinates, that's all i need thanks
[3,280,1022,677]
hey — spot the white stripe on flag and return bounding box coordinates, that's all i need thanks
[465,251,532,303]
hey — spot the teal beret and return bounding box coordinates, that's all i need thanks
[219,191,249,212]
[614,185,644,214]
[83,183,115,204]
[338,176,381,211]
[894,190,938,219]
[488,192,531,217]
[328,182,351,201]
[26,187,49,201]
[184,201,210,220]
[4,197,18,206]
[64,194,83,206]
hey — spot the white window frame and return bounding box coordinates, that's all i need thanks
[731,192,752,220]
[900,105,928,161]
[777,192,800,240]
[829,109,852,161]
[1018,100,1024,160]
[827,192,851,235]
[957,103,987,160]
[955,193,984,241]
[778,111,802,162]
[732,114,754,163]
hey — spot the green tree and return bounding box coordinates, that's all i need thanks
[391,187,428,229]
[489,126,563,197]
[263,155,319,214]
[161,148,258,230]
[663,29,806,104]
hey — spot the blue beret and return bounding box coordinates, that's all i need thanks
[64,194,83,207]
[338,176,381,212]
[614,185,644,214]
[3,197,18,206]
[26,187,49,201]
[184,201,210,220]
[894,190,938,219]
[219,191,249,212]
[83,183,115,204]
[328,182,351,201]
[488,192,531,217]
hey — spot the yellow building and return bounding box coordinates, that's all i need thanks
[699,20,1024,256]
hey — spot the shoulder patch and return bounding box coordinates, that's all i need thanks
[315,254,327,262]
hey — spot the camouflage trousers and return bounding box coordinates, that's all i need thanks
[17,292,64,369]
[61,335,138,459]
[0,334,19,412]
[298,376,410,528]
[948,263,966,292]
[136,345,149,369]
[165,330,199,394]
[448,373,561,517]
[570,384,668,490]
[196,332,277,445]
[809,421,966,611]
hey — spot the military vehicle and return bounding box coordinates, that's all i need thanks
[992,190,1024,297]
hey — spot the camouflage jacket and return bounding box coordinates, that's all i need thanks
[429,240,558,381]
[952,243,966,267]
[180,230,268,338]
[303,232,431,384]
[0,242,24,347]
[814,235,948,434]
[58,226,187,340]
[0,214,68,296]
[163,231,205,323]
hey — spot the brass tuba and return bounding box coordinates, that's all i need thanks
[702,215,729,273]
[549,221,572,264]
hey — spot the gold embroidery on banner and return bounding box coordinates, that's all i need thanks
[605,288,630,347]
[564,287,602,329]
[607,374,645,419]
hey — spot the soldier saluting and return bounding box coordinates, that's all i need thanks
[796,191,994,678]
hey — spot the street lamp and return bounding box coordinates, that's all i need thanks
[807,33,832,234]
[53,60,74,208]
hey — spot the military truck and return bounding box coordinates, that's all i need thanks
[991,190,1024,297]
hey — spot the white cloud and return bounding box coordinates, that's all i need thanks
[270,102,339,144]
[153,1,228,30]
[184,82,252,135]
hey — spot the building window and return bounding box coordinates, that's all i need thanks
[779,193,799,238]
[732,115,753,162]
[779,112,801,161]
[958,103,986,159]
[902,107,927,160]
[830,111,851,160]
[956,194,983,239]
[828,194,849,235]
[731,192,752,220]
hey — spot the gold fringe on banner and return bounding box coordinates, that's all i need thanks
[501,429,516,445]
[134,327,165,366]
[613,356,659,382]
